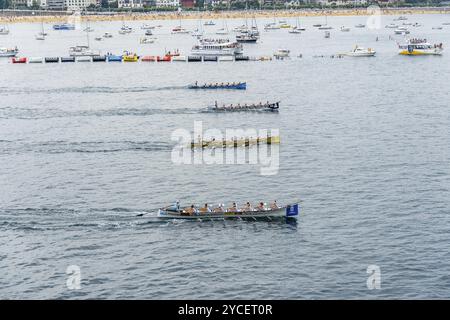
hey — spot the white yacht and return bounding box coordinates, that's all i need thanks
[191,38,242,56]
[344,45,376,57]
[69,45,100,57]
[273,49,290,59]
[0,47,18,57]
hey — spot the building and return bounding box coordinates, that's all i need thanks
[155,0,180,7]
[65,0,98,9]
[26,0,47,7]
[118,0,144,8]
[45,0,66,9]
[10,0,28,7]
[180,0,194,7]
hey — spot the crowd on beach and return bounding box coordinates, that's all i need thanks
[1,8,449,24]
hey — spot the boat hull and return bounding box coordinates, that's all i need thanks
[189,83,246,90]
[157,204,299,220]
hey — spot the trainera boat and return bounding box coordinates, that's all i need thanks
[208,101,280,112]
[189,82,246,90]
[189,135,280,149]
[157,203,299,220]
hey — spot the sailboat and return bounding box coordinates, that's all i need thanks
[318,16,333,30]
[69,25,100,57]
[192,17,203,37]
[216,19,229,35]
[172,17,190,34]
[35,20,47,40]
[289,17,303,34]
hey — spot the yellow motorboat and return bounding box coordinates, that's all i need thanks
[122,52,139,62]
[398,39,443,56]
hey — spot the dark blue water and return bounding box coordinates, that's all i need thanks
[1,14,450,299]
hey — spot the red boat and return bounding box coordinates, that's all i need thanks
[12,57,27,64]
[157,55,171,62]
[141,55,157,62]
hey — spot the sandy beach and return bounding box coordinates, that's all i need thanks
[1,7,450,24]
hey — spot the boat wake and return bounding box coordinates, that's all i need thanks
[0,106,202,119]
[0,140,173,154]
[0,85,188,95]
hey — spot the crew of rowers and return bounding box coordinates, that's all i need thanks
[194,81,244,88]
[212,101,279,111]
[191,133,275,148]
[166,201,280,216]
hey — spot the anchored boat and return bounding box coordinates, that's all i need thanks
[53,23,75,30]
[344,45,376,57]
[157,203,299,220]
[208,101,280,112]
[0,47,18,57]
[189,82,246,90]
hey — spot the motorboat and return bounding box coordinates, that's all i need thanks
[394,27,410,35]
[191,38,242,56]
[355,24,365,28]
[94,36,102,41]
[289,27,301,34]
[53,23,75,30]
[344,45,376,57]
[118,25,132,34]
[11,57,27,64]
[140,37,155,44]
[236,32,258,43]
[0,47,18,57]
[273,49,290,59]
[319,25,333,30]
[122,52,139,62]
[324,31,331,38]
[340,26,350,32]
[145,29,153,36]
[171,26,190,34]
[0,26,9,35]
[28,57,44,63]
[35,34,45,40]
[398,38,443,55]
[386,23,399,28]
[204,20,215,26]
[69,45,101,57]
[103,32,113,38]
[432,26,443,30]
[395,16,408,21]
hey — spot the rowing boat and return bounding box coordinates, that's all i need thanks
[208,101,279,112]
[157,203,299,220]
[189,135,280,149]
[189,82,246,90]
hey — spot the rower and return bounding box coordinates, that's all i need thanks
[270,200,279,210]
[184,204,197,216]
[227,202,239,212]
[213,204,224,212]
[242,202,253,212]
[199,203,212,213]
[256,202,266,211]
[169,201,180,211]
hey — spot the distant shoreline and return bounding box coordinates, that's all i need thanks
[1,7,450,24]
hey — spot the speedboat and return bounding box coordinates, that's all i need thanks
[157,203,298,220]
[139,37,155,44]
[274,49,290,59]
[344,45,376,57]
[0,47,18,57]
[386,23,399,29]
[171,26,190,34]
[394,27,410,35]
[398,38,443,55]
[53,23,75,30]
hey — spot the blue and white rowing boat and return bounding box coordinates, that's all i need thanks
[188,82,246,90]
[157,203,299,220]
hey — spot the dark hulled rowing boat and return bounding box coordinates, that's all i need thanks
[188,82,246,90]
[208,101,280,112]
